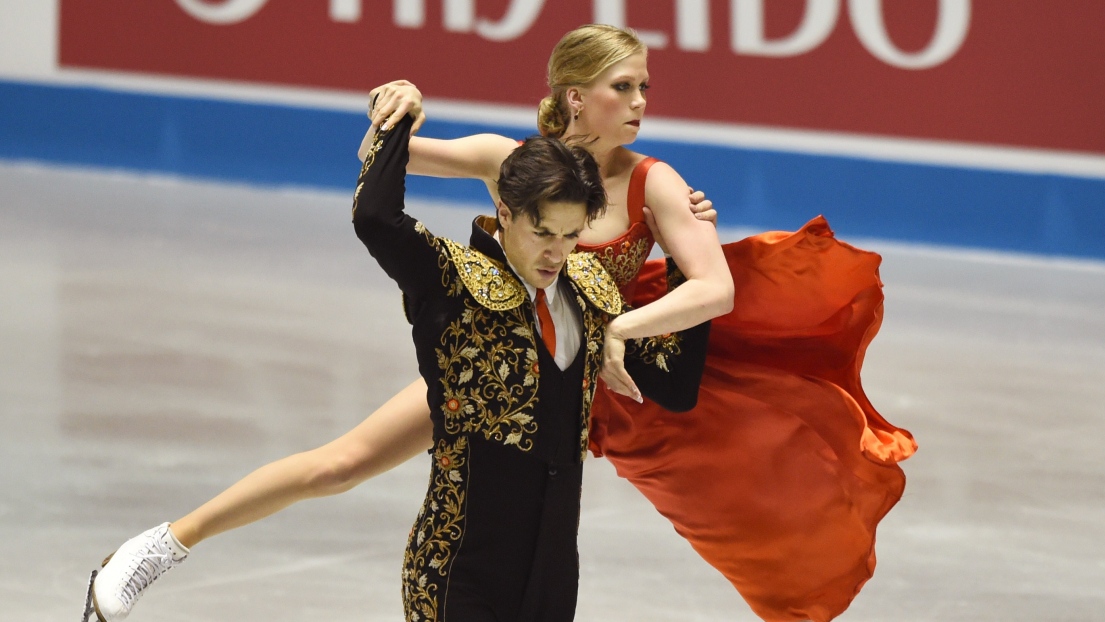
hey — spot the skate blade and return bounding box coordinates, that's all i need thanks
[81,568,102,622]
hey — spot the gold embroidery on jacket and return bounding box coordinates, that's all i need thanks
[413,222,464,296]
[441,239,527,311]
[617,258,689,371]
[352,182,364,216]
[666,258,689,290]
[626,332,683,372]
[402,437,469,622]
[574,291,606,460]
[362,134,384,170]
[351,127,388,219]
[565,253,624,315]
[436,298,540,451]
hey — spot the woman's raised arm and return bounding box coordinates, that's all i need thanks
[407,134,518,182]
[358,80,517,187]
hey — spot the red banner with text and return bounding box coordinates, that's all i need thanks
[60,0,1105,154]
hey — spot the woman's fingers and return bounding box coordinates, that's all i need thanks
[366,81,424,132]
[600,335,642,403]
[410,110,427,135]
[601,364,642,403]
[375,90,402,127]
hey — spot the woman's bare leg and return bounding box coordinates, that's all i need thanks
[90,379,433,621]
[170,378,433,548]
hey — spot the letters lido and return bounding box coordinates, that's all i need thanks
[172,0,972,70]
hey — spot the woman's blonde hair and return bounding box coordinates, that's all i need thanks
[537,24,647,138]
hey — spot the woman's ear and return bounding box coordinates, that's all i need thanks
[565,87,584,109]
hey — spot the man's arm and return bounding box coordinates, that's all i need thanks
[623,322,710,412]
[621,258,712,412]
[352,114,444,301]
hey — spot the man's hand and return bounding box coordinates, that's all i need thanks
[368,80,426,135]
[646,187,717,254]
[599,323,642,403]
[645,186,720,254]
[689,187,716,225]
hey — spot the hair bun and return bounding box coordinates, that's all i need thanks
[537,95,567,138]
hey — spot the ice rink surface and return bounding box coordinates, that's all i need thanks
[2,162,1103,621]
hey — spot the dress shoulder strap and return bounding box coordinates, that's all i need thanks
[627,157,660,225]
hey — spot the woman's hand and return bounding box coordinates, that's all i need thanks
[359,80,426,161]
[368,80,426,135]
[647,187,717,254]
[599,322,642,403]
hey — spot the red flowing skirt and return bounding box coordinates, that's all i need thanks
[589,216,917,622]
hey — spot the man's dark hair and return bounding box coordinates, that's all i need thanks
[497,136,607,226]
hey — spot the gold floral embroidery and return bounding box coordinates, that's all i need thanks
[574,291,606,460]
[441,239,527,311]
[589,235,652,293]
[402,437,469,622]
[435,298,540,451]
[565,253,623,315]
[353,182,364,213]
[361,126,388,172]
[665,257,689,290]
[626,331,683,372]
[412,222,464,297]
[351,126,389,219]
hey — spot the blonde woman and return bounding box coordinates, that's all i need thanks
[90,25,914,622]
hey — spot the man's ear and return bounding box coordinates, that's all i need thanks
[497,201,512,230]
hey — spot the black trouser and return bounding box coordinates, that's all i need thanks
[404,439,583,622]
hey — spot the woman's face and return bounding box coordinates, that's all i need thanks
[575,52,649,145]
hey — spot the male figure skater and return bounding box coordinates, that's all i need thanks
[87,113,706,621]
[355,115,701,621]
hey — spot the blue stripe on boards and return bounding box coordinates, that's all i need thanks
[2,80,1102,259]
[0,81,366,188]
[644,141,1105,258]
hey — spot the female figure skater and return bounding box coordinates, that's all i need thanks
[91,24,915,622]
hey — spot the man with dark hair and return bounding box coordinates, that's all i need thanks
[353,115,703,622]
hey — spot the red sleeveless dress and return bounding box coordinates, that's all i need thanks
[578,158,917,622]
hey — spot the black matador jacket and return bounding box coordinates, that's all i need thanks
[352,115,709,622]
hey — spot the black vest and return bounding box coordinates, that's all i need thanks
[530,290,586,467]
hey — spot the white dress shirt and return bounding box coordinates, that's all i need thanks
[520,276,582,371]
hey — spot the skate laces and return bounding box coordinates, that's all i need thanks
[118,539,176,609]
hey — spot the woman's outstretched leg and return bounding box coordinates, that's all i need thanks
[171,378,433,547]
[88,379,433,622]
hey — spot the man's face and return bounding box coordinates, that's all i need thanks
[498,201,588,289]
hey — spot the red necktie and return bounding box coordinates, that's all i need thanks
[534,289,556,357]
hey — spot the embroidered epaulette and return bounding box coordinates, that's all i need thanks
[566,252,623,315]
[441,239,528,311]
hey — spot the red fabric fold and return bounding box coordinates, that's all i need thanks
[590,216,916,621]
